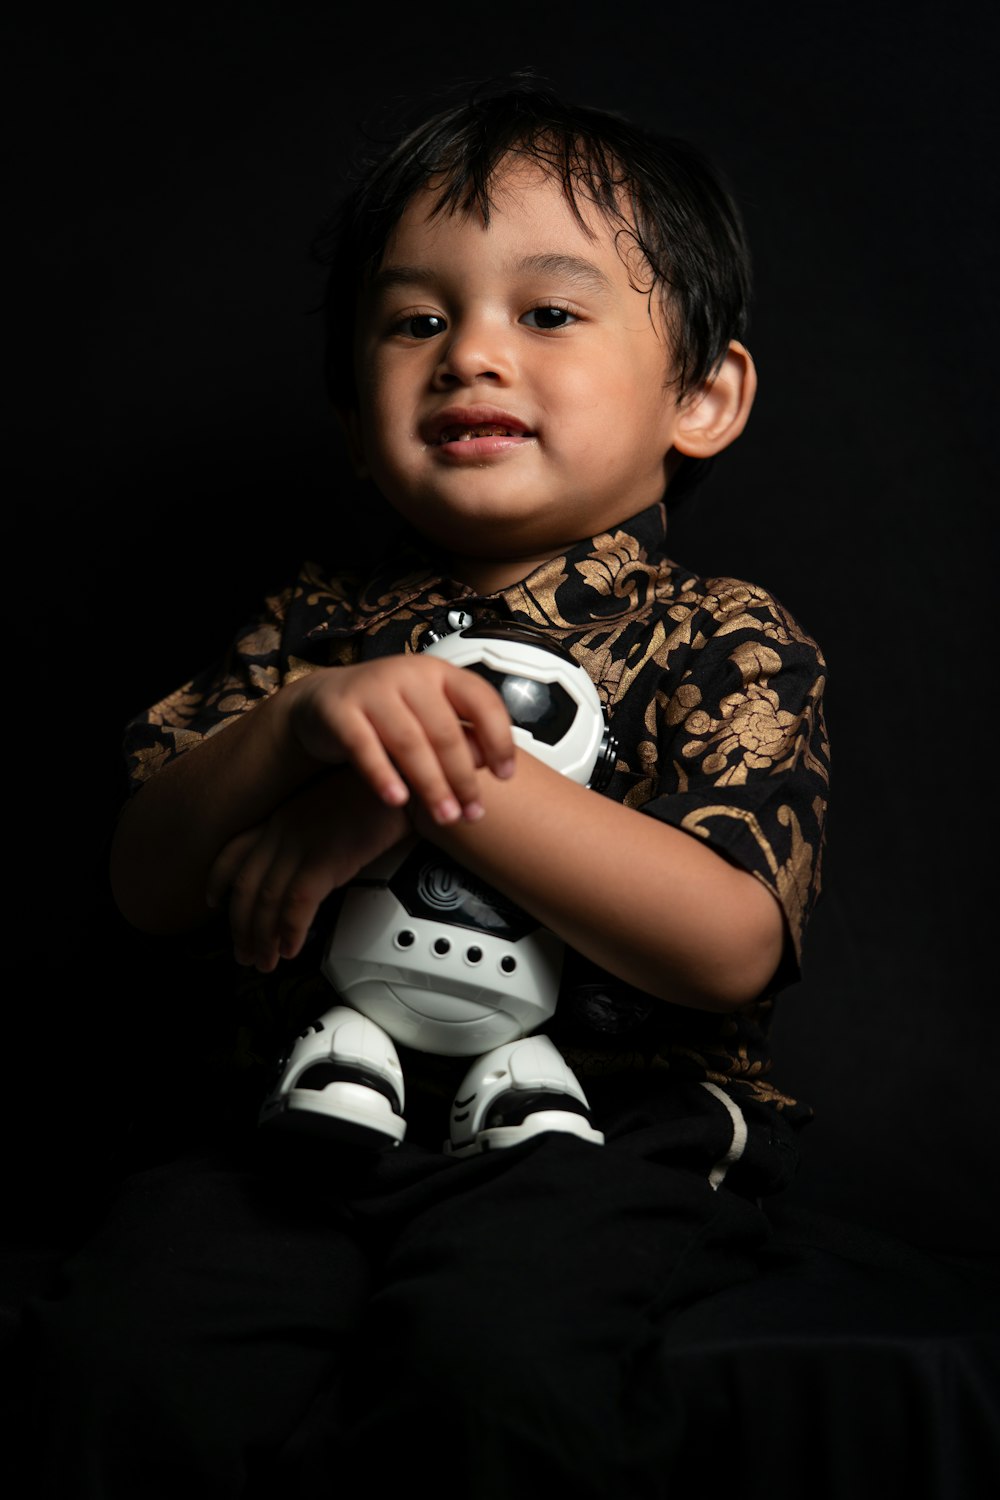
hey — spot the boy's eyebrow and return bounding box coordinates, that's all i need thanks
[511,253,613,294]
[369,253,613,298]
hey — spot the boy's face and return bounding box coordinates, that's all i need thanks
[351,160,686,590]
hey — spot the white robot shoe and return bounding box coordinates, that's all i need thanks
[258,1006,406,1149]
[445,1035,605,1157]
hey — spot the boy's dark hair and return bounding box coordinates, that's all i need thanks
[316,75,752,499]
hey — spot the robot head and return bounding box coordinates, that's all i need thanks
[421,620,618,789]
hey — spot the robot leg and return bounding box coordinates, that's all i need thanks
[258,1005,406,1149]
[445,1034,605,1157]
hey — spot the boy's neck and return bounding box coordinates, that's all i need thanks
[445,549,562,596]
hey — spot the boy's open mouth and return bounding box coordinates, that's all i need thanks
[423,408,533,447]
[437,424,527,444]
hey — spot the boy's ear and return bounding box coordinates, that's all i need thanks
[335,405,371,479]
[672,341,757,459]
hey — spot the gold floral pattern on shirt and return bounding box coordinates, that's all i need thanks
[680,681,801,784]
[574,528,656,611]
[680,803,815,960]
[145,686,204,730]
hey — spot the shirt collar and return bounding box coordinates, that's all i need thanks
[301,499,668,642]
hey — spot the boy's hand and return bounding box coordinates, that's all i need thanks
[287,656,516,826]
[205,767,410,972]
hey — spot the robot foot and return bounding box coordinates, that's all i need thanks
[259,1006,406,1150]
[445,1035,605,1157]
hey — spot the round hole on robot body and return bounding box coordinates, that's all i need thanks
[500,955,517,973]
[433,937,451,956]
[465,946,483,964]
[485,1069,508,1083]
[394,930,416,949]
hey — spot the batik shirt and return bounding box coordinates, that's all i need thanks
[124,501,830,1118]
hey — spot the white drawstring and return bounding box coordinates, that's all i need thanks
[700,1081,749,1191]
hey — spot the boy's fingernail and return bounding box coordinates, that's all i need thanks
[383,780,409,806]
[434,796,461,824]
[496,757,516,779]
[463,800,485,822]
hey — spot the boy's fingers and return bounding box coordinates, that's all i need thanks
[466,728,486,769]
[337,695,460,822]
[242,839,331,972]
[224,829,305,969]
[375,694,482,824]
[239,862,294,973]
[226,843,274,967]
[318,661,511,821]
[260,854,352,969]
[334,713,411,810]
[206,828,261,912]
[274,870,332,961]
[444,672,517,779]
[388,738,467,825]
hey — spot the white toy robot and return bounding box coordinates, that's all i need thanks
[259,614,618,1157]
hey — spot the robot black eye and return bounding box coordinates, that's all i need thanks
[395,930,416,948]
[466,946,483,964]
[470,666,577,745]
[433,937,451,956]
[500,955,517,974]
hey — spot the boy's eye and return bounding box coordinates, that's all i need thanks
[521,306,576,330]
[396,313,447,339]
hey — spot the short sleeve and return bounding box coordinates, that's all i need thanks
[628,577,831,967]
[122,587,293,792]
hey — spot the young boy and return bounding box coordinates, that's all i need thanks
[33,78,829,1497]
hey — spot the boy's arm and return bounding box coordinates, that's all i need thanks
[111,657,515,935]
[111,680,329,934]
[205,766,412,971]
[419,748,786,1014]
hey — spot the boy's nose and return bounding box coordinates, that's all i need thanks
[431,318,513,388]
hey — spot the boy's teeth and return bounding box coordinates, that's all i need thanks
[442,424,512,442]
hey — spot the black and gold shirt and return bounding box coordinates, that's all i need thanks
[125,501,830,1119]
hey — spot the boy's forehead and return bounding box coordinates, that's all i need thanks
[379,158,648,289]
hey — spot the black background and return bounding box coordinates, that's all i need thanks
[6,2,998,1256]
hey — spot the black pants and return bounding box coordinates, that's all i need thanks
[24,1074,799,1499]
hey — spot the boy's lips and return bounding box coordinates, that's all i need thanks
[421,406,535,448]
